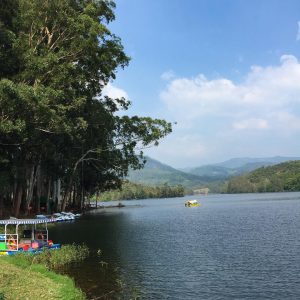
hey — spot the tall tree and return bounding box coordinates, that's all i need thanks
[0,0,172,216]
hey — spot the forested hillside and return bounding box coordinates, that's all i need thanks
[187,156,300,180]
[227,161,300,193]
[127,157,205,189]
[127,156,300,194]
[96,181,185,201]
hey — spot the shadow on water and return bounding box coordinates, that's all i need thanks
[49,211,136,299]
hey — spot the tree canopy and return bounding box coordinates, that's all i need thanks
[94,181,185,201]
[0,0,172,216]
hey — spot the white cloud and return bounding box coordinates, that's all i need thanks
[161,55,300,125]
[145,134,208,167]
[154,55,300,166]
[233,118,269,130]
[102,82,129,99]
[296,21,300,41]
[161,70,176,81]
[270,111,300,131]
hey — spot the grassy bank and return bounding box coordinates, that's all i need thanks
[0,245,88,300]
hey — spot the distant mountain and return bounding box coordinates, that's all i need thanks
[214,156,300,169]
[227,160,300,193]
[127,156,300,193]
[127,157,205,189]
[187,165,235,179]
[187,156,300,180]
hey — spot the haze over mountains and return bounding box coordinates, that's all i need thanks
[127,156,300,189]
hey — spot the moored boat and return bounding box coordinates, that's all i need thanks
[51,212,81,222]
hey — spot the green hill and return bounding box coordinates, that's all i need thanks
[127,157,205,189]
[127,156,300,193]
[214,156,300,168]
[227,160,300,193]
[187,165,236,179]
[188,156,300,180]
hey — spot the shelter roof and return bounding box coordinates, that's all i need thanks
[0,218,56,225]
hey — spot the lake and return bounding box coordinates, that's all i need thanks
[49,192,300,299]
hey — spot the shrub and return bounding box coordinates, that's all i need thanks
[11,244,89,269]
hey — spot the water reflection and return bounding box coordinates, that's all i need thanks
[49,211,134,299]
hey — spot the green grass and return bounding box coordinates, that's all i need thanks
[0,245,88,300]
[0,258,85,300]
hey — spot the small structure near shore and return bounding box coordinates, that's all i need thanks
[88,201,125,209]
[193,188,209,195]
[0,218,60,255]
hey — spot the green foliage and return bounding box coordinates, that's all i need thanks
[95,181,185,201]
[227,160,300,193]
[10,244,89,269]
[0,0,172,215]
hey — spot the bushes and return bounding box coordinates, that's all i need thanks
[9,244,89,269]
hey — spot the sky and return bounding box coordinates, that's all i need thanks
[103,0,300,168]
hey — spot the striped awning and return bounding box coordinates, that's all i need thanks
[0,218,56,225]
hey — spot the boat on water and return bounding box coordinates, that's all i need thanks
[36,212,81,222]
[0,218,61,256]
[185,200,201,207]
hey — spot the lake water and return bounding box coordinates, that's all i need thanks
[49,192,300,299]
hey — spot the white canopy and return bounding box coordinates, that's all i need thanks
[186,200,198,204]
[0,218,56,225]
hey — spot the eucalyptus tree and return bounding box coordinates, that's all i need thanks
[0,0,171,216]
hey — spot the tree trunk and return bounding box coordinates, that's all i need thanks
[72,185,76,208]
[53,179,62,212]
[24,164,37,215]
[36,164,42,214]
[0,195,4,218]
[13,183,23,218]
[61,155,85,211]
[61,177,73,212]
[46,178,51,214]
[52,179,57,208]
[81,188,85,210]
[96,191,99,208]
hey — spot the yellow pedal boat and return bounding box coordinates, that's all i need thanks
[185,200,201,207]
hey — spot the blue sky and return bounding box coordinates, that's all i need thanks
[104,0,300,168]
